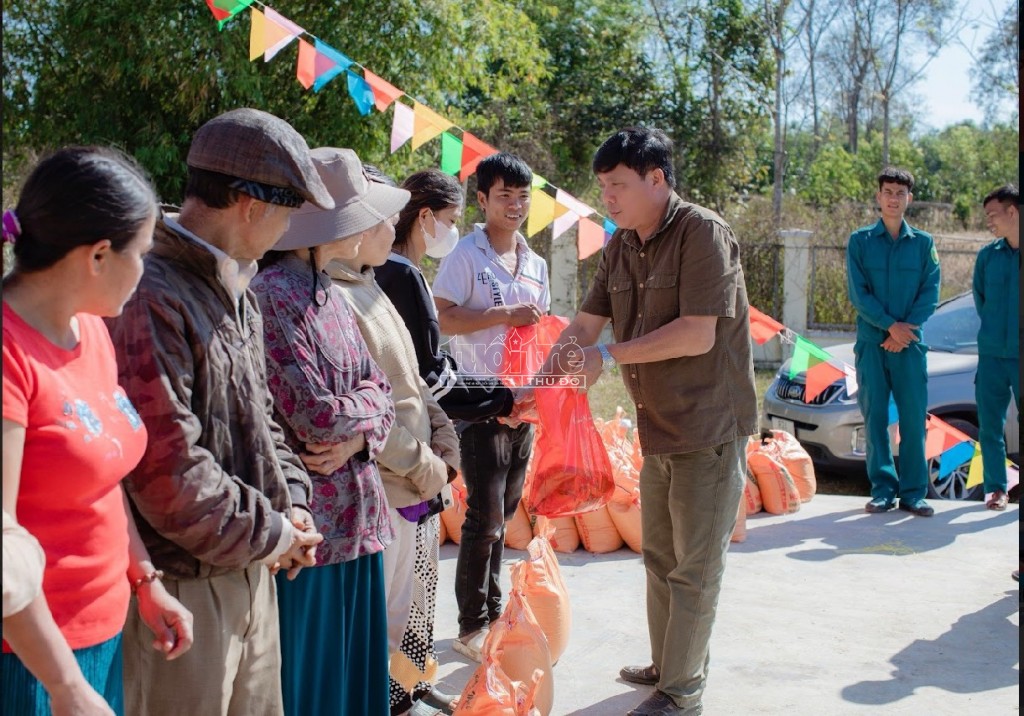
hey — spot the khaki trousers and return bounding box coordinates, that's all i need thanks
[639,438,745,710]
[123,563,283,716]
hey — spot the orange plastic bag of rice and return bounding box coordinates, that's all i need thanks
[531,515,579,554]
[513,529,572,663]
[453,658,543,715]
[483,586,554,715]
[746,443,800,515]
[505,501,535,551]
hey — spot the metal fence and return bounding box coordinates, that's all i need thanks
[808,244,980,330]
[743,241,784,320]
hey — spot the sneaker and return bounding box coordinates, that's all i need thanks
[452,628,488,662]
[898,498,934,517]
[864,498,895,513]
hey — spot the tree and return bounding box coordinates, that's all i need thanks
[2,1,549,199]
[969,1,1019,124]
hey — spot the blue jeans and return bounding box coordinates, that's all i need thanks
[454,420,534,636]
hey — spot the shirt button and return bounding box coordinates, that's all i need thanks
[630,373,637,379]
[639,282,644,289]
[637,312,643,318]
[637,403,644,409]
[640,252,645,257]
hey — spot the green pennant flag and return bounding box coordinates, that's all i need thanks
[788,335,832,379]
[440,132,462,176]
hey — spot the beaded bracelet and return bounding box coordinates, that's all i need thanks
[130,570,165,594]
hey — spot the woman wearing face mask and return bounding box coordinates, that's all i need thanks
[375,170,521,427]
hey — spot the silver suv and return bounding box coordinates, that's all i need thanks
[762,293,1019,500]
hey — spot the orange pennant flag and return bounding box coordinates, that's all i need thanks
[411,102,454,151]
[933,414,974,449]
[296,39,316,89]
[577,217,605,260]
[249,8,268,61]
[460,132,498,181]
[803,362,844,403]
[748,306,785,345]
[364,70,404,112]
[924,416,946,460]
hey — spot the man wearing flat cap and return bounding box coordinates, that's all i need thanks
[106,108,329,715]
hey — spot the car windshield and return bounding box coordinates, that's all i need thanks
[922,294,979,354]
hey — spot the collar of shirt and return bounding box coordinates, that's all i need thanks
[992,237,1017,252]
[471,224,529,266]
[871,217,913,241]
[162,215,258,302]
[618,193,684,251]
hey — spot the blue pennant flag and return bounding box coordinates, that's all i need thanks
[346,71,374,116]
[887,396,899,425]
[937,441,974,478]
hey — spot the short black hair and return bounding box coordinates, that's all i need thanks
[395,169,464,251]
[184,167,245,209]
[592,127,676,188]
[10,146,157,273]
[363,164,398,188]
[475,153,532,196]
[983,184,1019,207]
[877,166,914,192]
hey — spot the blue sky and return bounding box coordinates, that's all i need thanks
[914,0,1013,129]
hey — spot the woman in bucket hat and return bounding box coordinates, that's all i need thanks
[251,146,407,716]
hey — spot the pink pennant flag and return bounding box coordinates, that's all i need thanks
[263,8,303,61]
[552,188,595,240]
[363,70,404,112]
[577,217,605,260]
[390,102,415,153]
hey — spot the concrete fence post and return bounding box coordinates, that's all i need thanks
[549,225,578,318]
[779,229,813,359]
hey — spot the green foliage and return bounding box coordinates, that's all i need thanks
[798,144,868,206]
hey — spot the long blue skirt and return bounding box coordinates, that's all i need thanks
[277,552,390,716]
[1,632,124,716]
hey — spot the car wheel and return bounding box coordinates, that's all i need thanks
[926,417,983,501]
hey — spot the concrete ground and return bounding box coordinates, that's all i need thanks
[432,494,1019,715]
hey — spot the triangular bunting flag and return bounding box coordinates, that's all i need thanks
[887,395,899,425]
[748,306,785,345]
[207,0,254,29]
[843,365,858,398]
[346,71,374,116]
[296,39,316,89]
[552,189,595,240]
[578,217,605,260]
[460,133,498,181]
[440,132,463,176]
[937,441,974,478]
[526,188,568,238]
[1007,463,1020,492]
[965,441,984,488]
[363,70,404,112]
[788,335,832,379]
[249,8,269,61]
[803,361,844,403]
[312,40,353,93]
[390,102,415,153]
[603,217,617,238]
[531,174,548,189]
[924,416,946,460]
[411,102,453,150]
[931,415,974,448]
[262,8,303,61]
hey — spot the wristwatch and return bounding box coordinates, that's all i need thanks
[596,343,616,371]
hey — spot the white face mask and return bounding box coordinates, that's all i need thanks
[422,211,460,259]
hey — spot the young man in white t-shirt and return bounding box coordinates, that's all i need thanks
[432,153,550,661]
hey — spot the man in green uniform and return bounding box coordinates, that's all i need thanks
[847,167,941,516]
[972,184,1019,513]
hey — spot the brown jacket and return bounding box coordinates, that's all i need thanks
[106,215,311,579]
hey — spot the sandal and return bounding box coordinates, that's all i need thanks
[986,491,1008,511]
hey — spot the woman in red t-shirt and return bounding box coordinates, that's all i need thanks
[1,148,193,716]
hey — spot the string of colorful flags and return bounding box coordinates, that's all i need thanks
[203,0,617,260]
[749,306,1018,492]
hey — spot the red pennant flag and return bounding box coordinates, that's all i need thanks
[803,362,844,403]
[296,39,316,89]
[748,306,785,345]
[363,70,404,112]
[924,416,946,460]
[932,414,974,449]
[460,132,498,181]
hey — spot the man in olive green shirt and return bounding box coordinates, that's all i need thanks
[543,127,757,716]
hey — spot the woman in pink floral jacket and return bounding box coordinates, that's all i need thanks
[251,148,406,716]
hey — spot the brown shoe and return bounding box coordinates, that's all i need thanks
[986,491,1008,510]
[627,690,701,715]
[620,663,660,685]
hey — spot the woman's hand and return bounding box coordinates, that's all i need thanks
[135,581,194,661]
[300,436,366,475]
